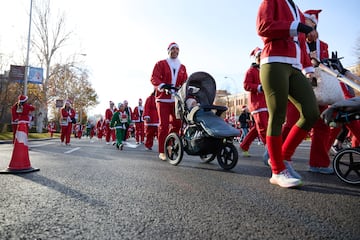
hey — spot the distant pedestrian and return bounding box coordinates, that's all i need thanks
[240,47,269,159]
[104,101,116,145]
[47,121,56,138]
[132,98,145,144]
[238,106,251,142]
[96,117,105,141]
[60,100,76,146]
[143,90,159,151]
[111,102,131,150]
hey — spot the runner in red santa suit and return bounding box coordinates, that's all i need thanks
[104,101,116,144]
[257,0,319,188]
[47,121,56,138]
[143,90,159,151]
[303,9,334,174]
[150,42,188,160]
[60,100,76,146]
[240,47,269,160]
[96,117,104,141]
[132,98,145,144]
[123,100,132,141]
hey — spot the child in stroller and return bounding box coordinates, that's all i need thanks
[321,97,360,184]
[163,71,240,170]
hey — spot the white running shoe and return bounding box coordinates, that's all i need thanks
[270,169,302,188]
[159,153,166,161]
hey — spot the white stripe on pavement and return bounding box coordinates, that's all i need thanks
[64,147,81,154]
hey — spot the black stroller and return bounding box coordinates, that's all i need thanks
[163,72,240,170]
[321,97,360,185]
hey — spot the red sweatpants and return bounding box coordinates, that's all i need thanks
[156,101,181,153]
[61,123,73,144]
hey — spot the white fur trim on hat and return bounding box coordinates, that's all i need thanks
[167,42,179,52]
[18,95,28,103]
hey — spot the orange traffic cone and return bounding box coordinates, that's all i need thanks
[0,122,39,174]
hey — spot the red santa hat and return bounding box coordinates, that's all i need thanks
[167,42,179,52]
[250,47,262,57]
[242,105,247,111]
[18,95,28,103]
[304,9,322,25]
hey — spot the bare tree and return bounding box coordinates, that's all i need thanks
[31,0,72,132]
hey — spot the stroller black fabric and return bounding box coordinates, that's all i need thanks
[195,109,240,137]
[176,71,240,138]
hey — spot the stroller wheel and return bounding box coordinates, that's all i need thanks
[200,154,216,163]
[333,147,360,185]
[164,133,184,166]
[217,142,238,170]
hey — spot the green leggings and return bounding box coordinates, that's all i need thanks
[116,128,125,145]
[260,63,319,136]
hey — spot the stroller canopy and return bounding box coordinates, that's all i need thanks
[178,71,217,106]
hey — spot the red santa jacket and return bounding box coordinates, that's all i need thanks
[48,122,56,131]
[132,106,144,122]
[16,103,35,122]
[150,58,188,102]
[96,119,104,130]
[243,64,267,114]
[105,107,116,125]
[256,0,313,74]
[143,94,159,126]
[60,107,75,126]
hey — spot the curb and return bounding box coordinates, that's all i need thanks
[0,138,52,145]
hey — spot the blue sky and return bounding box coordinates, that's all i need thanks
[1,0,359,115]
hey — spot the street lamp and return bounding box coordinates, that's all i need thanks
[24,0,33,95]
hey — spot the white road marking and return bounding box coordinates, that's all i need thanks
[64,147,81,154]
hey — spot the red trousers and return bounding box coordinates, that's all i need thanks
[135,122,145,143]
[145,125,158,149]
[61,123,73,144]
[309,106,331,167]
[328,121,360,148]
[105,123,115,142]
[240,111,268,151]
[156,102,181,153]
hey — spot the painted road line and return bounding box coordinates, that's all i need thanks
[64,147,81,154]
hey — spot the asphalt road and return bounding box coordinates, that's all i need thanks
[0,137,359,240]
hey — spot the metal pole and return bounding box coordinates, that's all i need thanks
[24,0,33,96]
